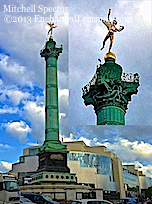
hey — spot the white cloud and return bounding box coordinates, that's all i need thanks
[102,137,152,163]
[0,105,19,114]
[60,133,92,146]
[0,79,8,102]
[0,161,12,172]
[6,89,31,106]
[58,89,69,114]
[58,71,69,89]
[4,121,31,143]
[138,1,152,25]
[58,89,69,97]
[0,143,12,149]
[117,1,130,8]
[0,79,31,105]
[60,133,76,143]
[59,113,66,120]
[22,100,45,143]
[27,142,41,146]
[77,136,92,146]
[0,79,3,86]
[0,54,34,87]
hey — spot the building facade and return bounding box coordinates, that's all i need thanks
[122,165,140,199]
[138,171,152,198]
[63,141,125,199]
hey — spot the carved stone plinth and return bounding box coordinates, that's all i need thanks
[37,152,70,173]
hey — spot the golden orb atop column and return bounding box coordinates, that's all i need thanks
[104,52,116,61]
[49,35,54,40]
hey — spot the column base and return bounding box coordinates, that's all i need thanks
[31,172,77,184]
[39,140,68,153]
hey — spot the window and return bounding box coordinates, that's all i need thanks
[123,170,139,191]
[34,195,44,201]
[101,202,111,204]
[68,153,113,181]
[4,181,20,191]
[42,195,53,201]
[0,182,3,190]
[29,148,39,156]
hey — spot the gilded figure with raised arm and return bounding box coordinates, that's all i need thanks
[47,22,57,39]
[100,9,124,52]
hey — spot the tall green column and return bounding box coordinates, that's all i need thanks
[82,52,140,125]
[44,41,60,142]
[39,39,68,152]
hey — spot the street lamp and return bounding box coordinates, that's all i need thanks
[94,165,98,188]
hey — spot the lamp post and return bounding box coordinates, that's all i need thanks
[94,164,98,188]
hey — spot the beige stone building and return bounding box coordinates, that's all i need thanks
[63,141,126,199]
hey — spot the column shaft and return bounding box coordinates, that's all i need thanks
[45,57,59,141]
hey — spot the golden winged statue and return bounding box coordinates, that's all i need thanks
[100,9,124,53]
[47,22,57,40]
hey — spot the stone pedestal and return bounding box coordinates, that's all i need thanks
[37,152,70,173]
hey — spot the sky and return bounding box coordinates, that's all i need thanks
[0,0,152,180]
